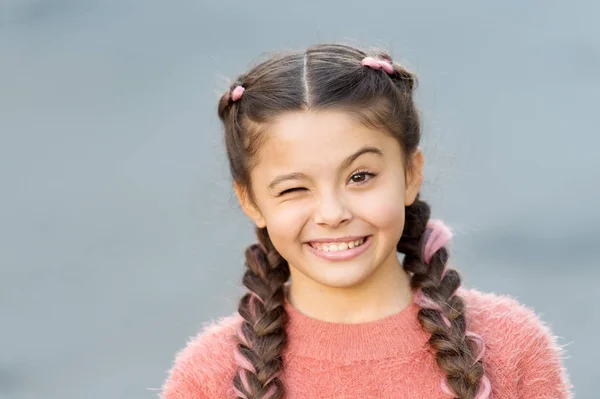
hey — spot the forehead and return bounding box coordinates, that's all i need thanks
[253,110,400,170]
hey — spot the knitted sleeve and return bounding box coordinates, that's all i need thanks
[161,345,209,399]
[459,288,574,398]
[160,314,240,399]
[515,308,574,398]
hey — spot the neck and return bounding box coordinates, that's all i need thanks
[285,252,414,324]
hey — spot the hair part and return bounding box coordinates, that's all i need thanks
[218,43,490,399]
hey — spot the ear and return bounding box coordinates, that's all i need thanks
[404,147,424,206]
[233,181,266,228]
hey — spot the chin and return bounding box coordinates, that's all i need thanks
[306,259,378,289]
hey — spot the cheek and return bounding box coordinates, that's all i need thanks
[357,182,406,231]
[367,199,405,230]
[264,202,311,248]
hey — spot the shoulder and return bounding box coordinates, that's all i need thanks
[458,287,562,353]
[458,287,573,398]
[160,311,242,399]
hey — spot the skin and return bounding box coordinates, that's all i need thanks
[235,110,424,324]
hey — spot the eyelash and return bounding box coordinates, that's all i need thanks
[278,170,377,196]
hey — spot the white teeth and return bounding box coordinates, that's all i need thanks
[313,238,366,252]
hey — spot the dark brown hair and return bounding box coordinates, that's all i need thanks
[218,43,488,399]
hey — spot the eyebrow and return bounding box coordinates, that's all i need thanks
[267,146,384,191]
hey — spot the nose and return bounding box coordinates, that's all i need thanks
[313,191,352,228]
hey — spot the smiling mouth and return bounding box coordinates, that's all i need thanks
[308,237,367,252]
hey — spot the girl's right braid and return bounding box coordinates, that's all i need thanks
[398,195,491,399]
[233,226,290,399]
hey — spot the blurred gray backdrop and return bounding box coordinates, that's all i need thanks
[1,0,598,398]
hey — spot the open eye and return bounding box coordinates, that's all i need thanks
[348,170,376,184]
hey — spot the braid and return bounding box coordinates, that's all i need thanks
[398,194,491,399]
[233,226,290,399]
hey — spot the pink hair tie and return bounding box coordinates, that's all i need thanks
[361,56,394,75]
[231,85,245,102]
[440,375,491,399]
[422,219,453,264]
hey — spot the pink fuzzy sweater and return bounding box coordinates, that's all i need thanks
[160,288,573,398]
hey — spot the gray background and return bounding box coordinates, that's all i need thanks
[1,0,598,398]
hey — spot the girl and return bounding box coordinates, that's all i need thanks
[160,44,572,398]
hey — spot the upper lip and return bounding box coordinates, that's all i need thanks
[307,235,368,244]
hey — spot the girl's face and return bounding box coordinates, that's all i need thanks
[236,110,423,291]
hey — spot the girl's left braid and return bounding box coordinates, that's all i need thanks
[399,195,491,399]
[233,226,290,399]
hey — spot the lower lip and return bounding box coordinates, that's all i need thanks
[306,236,372,261]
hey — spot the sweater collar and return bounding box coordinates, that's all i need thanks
[282,295,429,362]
